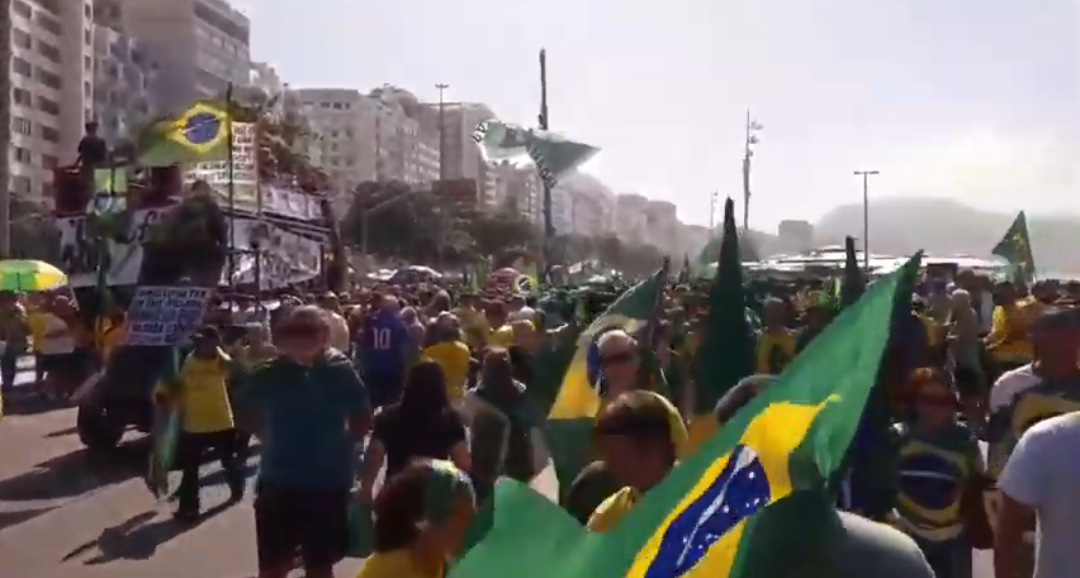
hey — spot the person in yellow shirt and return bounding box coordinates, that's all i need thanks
[756,298,796,375]
[453,294,490,351]
[422,314,472,403]
[356,459,477,578]
[154,326,245,521]
[984,285,1038,372]
[586,390,685,532]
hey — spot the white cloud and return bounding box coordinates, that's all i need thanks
[878,127,1080,215]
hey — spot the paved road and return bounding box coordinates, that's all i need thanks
[0,362,990,577]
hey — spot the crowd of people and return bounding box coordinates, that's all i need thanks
[2,265,1078,578]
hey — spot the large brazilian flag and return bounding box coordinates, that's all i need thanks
[449,252,923,578]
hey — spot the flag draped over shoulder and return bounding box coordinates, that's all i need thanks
[137,100,232,167]
[686,198,755,455]
[450,253,924,578]
[991,211,1036,284]
[543,268,667,492]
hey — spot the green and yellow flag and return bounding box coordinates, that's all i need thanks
[686,198,755,454]
[543,267,667,492]
[137,100,232,167]
[450,252,923,578]
[991,210,1036,284]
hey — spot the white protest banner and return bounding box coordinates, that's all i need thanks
[54,206,174,287]
[124,286,213,346]
[185,122,258,211]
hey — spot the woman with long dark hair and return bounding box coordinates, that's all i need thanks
[359,361,471,505]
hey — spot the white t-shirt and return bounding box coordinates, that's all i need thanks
[37,313,75,355]
[998,412,1080,578]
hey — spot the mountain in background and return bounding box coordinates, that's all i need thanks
[812,197,1080,273]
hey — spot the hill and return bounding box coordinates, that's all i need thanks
[814,197,1080,273]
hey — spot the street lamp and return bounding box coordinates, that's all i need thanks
[436,83,449,182]
[853,170,880,270]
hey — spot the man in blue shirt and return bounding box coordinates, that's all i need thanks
[237,305,371,578]
[360,295,412,408]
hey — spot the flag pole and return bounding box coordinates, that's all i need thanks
[538,49,553,276]
[225,83,236,286]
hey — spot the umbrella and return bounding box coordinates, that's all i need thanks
[0,260,68,292]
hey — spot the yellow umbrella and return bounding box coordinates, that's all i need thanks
[0,260,68,292]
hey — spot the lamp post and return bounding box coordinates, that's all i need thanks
[853,170,880,270]
[436,83,449,182]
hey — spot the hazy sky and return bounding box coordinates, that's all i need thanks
[241,0,1079,230]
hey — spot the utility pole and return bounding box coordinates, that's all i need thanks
[436,83,449,181]
[742,111,763,232]
[538,49,553,271]
[853,170,880,270]
[709,191,719,234]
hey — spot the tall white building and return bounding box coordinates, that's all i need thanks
[614,193,650,242]
[296,88,442,197]
[3,0,95,202]
[91,23,168,146]
[418,101,496,205]
[492,162,542,224]
[111,0,250,111]
[643,199,679,252]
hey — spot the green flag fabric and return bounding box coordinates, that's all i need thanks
[991,211,1036,284]
[686,198,755,453]
[472,119,598,189]
[450,252,923,578]
[840,235,865,307]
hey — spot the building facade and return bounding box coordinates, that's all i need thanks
[112,0,250,111]
[492,161,542,224]
[613,193,650,243]
[4,0,94,201]
[643,199,678,252]
[91,23,168,146]
[777,219,814,254]
[418,101,496,204]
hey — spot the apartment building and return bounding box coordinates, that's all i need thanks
[492,161,542,224]
[4,0,94,201]
[418,101,496,204]
[643,199,679,252]
[111,0,250,112]
[613,193,650,242]
[91,23,168,146]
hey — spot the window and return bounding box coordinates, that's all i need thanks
[36,96,60,115]
[40,126,60,143]
[12,117,32,136]
[85,3,92,17]
[38,0,60,14]
[84,28,91,44]
[35,14,62,36]
[12,88,31,106]
[36,40,61,63]
[11,176,31,194]
[12,0,32,18]
[35,67,62,90]
[12,28,32,49]
[12,57,32,77]
[14,147,33,164]
[84,81,91,97]
[41,154,59,169]
[194,2,250,45]
[84,55,92,71]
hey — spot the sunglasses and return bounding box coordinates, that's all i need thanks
[601,351,636,366]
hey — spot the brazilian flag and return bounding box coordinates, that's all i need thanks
[137,100,232,167]
[449,252,923,578]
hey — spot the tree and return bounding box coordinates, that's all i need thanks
[460,207,540,259]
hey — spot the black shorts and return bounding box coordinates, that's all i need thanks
[40,351,83,378]
[253,481,350,571]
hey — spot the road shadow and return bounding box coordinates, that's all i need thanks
[45,426,79,438]
[0,389,71,416]
[0,440,148,503]
[0,506,60,532]
[69,501,235,564]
